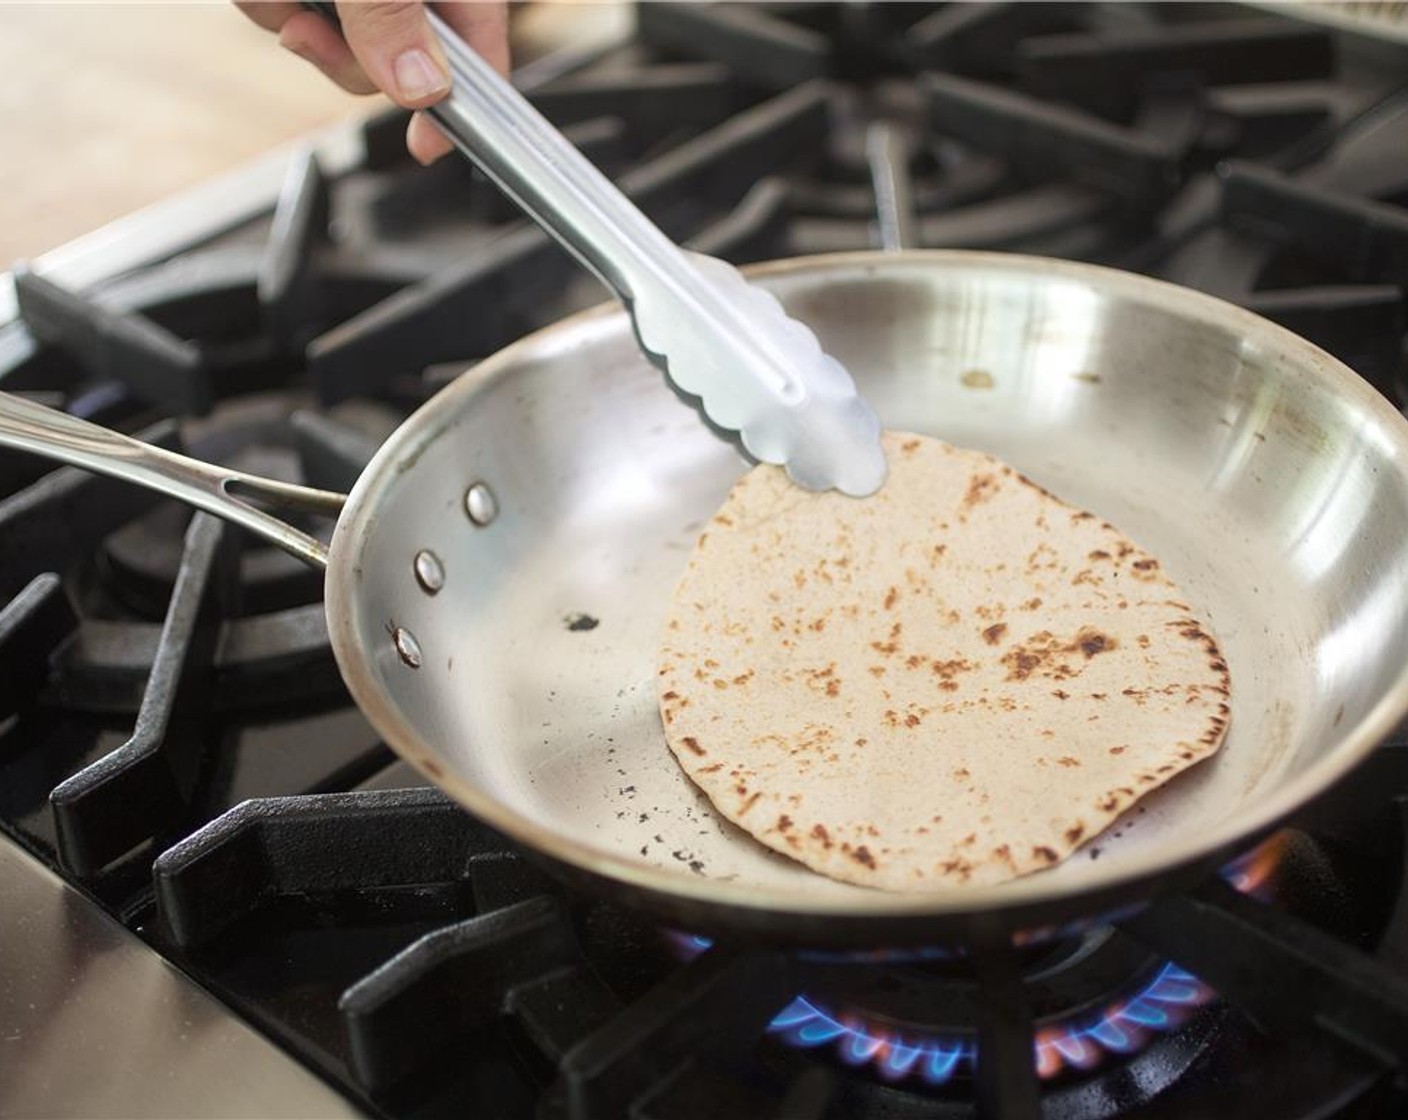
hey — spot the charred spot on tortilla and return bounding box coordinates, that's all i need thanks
[657,431,1230,892]
[564,612,600,632]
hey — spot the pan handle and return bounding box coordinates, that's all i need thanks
[0,392,345,570]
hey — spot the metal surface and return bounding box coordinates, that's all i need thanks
[0,833,359,1118]
[866,122,917,253]
[325,251,1408,941]
[0,127,363,328]
[0,391,343,568]
[386,5,888,497]
[9,251,1408,943]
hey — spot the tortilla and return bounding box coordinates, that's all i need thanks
[657,432,1230,891]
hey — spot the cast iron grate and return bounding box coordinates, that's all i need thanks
[142,750,1408,1120]
[2,3,1408,1117]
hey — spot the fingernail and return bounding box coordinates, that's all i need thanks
[279,35,314,62]
[393,48,449,101]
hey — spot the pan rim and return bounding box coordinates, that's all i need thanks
[325,248,1408,921]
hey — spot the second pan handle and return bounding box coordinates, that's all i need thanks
[0,392,344,569]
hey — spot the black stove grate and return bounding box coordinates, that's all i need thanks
[3,3,1408,1117]
[138,763,1408,1120]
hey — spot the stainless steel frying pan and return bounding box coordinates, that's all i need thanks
[5,250,1408,946]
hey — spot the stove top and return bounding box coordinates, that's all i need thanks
[3,3,1408,1118]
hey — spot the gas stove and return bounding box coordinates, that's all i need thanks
[3,3,1408,1118]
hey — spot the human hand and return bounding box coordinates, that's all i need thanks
[236,2,509,164]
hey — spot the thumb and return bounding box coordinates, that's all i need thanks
[336,2,451,108]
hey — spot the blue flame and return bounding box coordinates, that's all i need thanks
[758,962,1209,1085]
[664,932,1213,1085]
[762,996,977,1082]
[1033,962,1210,1077]
[658,834,1290,1083]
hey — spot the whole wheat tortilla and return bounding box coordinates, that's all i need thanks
[657,432,1230,891]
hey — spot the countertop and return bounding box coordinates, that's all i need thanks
[0,2,371,264]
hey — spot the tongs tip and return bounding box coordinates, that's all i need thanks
[776,404,889,499]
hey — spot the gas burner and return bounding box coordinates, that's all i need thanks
[92,391,407,620]
[769,961,1218,1095]
[671,930,1219,1095]
[0,195,420,718]
[659,836,1287,1101]
[141,784,1408,1120]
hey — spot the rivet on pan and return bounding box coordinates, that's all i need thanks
[464,482,498,526]
[393,626,423,669]
[413,549,445,595]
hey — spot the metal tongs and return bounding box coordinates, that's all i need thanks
[308,4,887,497]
